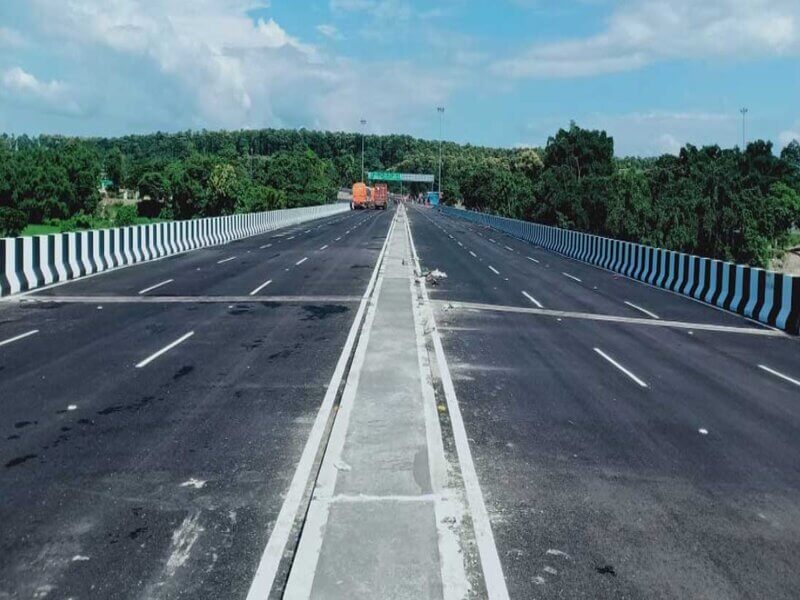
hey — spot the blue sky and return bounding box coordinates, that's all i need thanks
[0,0,798,156]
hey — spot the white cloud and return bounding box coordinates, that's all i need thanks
[779,130,800,149]
[0,66,81,115]
[316,24,343,40]
[0,26,26,47]
[524,110,742,156]
[2,66,63,101]
[16,0,460,133]
[494,0,800,78]
[329,0,412,20]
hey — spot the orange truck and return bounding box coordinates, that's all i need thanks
[372,183,388,210]
[351,182,369,210]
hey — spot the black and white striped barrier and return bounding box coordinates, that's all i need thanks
[1,204,348,298]
[440,206,800,334]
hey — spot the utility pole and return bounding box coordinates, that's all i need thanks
[437,107,445,195]
[740,108,748,149]
[360,119,367,182]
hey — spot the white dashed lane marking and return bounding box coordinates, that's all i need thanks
[624,301,660,320]
[758,365,800,388]
[594,348,648,388]
[0,329,39,348]
[522,291,543,309]
[136,332,195,369]
[138,279,174,295]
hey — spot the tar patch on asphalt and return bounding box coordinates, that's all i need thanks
[301,304,349,321]
[596,565,617,576]
[5,454,37,468]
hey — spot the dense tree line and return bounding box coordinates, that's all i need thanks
[454,124,800,267]
[2,126,799,266]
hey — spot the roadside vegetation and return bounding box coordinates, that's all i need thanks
[1,127,798,267]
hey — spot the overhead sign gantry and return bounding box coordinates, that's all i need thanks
[367,171,434,183]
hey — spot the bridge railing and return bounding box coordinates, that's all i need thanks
[1,203,349,298]
[440,205,800,334]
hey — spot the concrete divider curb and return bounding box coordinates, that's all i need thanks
[1,204,349,298]
[440,206,800,334]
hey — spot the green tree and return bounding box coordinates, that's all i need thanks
[0,207,27,237]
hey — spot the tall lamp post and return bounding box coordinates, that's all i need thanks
[360,118,367,182]
[740,108,748,149]
[437,107,445,195]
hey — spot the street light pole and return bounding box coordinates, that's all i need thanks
[360,119,367,182]
[437,107,445,195]
[740,108,748,149]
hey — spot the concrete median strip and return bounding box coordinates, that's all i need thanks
[281,205,481,599]
[245,210,396,600]
[251,206,509,599]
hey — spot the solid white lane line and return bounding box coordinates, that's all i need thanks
[246,211,397,600]
[469,251,477,258]
[488,266,500,275]
[522,291,543,308]
[0,329,39,348]
[260,243,272,249]
[319,244,329,250]
[562,272,582,283]
[758,365,800,388]
[504,245,514,252]
[404,211,511,600]
[527,256,539,264]
[594,348,648,388]
[136,332,194,369]
[296,257,308,266]
[138,279,174,295]
[624,301,660,320]
[249,280,273,296]
[217,256,237,264]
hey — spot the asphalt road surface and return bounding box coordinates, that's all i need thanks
[2,203,799,599]
[407,204,800,600]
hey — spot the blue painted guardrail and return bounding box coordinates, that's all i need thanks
[440,206,800,334]
[1,203,349,298]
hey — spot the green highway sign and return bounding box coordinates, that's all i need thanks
[368,171,434,183]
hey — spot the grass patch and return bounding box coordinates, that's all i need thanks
[20,224,62,236]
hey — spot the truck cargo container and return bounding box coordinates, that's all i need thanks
[372,183,388,210]
[351,182,368,210]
